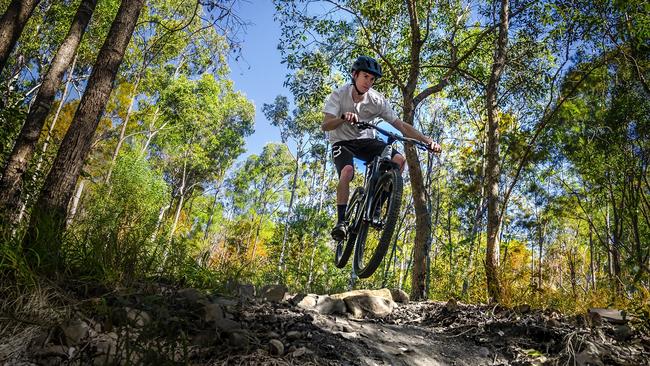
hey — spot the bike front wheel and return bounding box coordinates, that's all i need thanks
[334,187,364,268]
[353,169,403,278]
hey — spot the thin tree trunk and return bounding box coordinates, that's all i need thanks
[140,111,164,155]
[484,0,509,303]
[589,225,596,290]
[462,136,487,298]
[66,179,85,226]
[425,154,440,297]
[569,246,577,298]
[151,204,169,242]
[105,76,141,183]
[318,142,329,212]
[383,207,409,288]
[26,0,146,267]
[278,151,301,272]
[403,246,415,290]
[307,236,319,291]
[251,213,265,260]
[168,158,188,245]
[308,148,330,290]
[0,0,97,223]
[538,222,545,288]
[447,205,454,293]
[0,0,41,76]
[35,55,77,174]
[203,180,223,241]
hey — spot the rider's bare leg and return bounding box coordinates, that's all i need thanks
[337,165,354,205]
[392,154,406,173]
[332,164,355,239]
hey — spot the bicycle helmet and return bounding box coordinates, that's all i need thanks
[351,56,382,78]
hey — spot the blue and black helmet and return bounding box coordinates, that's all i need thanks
[351,56,382,78]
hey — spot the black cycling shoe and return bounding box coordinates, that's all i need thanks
[331,222,347,241]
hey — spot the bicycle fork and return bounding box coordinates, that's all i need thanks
[361,144,393,228]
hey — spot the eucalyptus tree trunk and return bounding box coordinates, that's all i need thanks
[35,55,77,173]
[446,204,454,293]
[589,226,596,290]
[484,0,509,303]
[307,151,330,290]
[383,204,410,288]
[17,56,76,224]
[402,28,432,301]
[278,148,301,272]
[0,0,97,223]
[403,246,415,290]
[26,0,146,266]
[141,109,165,155]
[402,0,466,300]
[204,180,224,241]
[568,246,577,298]
[66,179,85,226]
[537,222,545,288]
[461,135,487,298]
[0,0,41,75]
[424,153,440,297]
[150,204,170,242]
[106,76,141,183]
[169,158,188,245]
[317,142,329,212]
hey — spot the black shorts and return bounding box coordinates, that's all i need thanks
[331,138,400,176]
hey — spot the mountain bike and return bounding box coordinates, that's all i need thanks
[334,121,434,278]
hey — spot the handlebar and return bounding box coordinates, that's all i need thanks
[353,121,434,152]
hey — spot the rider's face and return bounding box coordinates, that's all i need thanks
[354,71,376,93]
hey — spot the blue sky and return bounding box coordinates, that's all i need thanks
[228,0,291,159]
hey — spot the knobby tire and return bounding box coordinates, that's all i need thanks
[353,169,403,278]
[334,187,364,268]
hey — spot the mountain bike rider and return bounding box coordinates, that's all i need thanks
[322,55,441,241]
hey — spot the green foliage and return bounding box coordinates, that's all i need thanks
[0,101,27,165]
[66,152,168,284]
[0,227,35,286]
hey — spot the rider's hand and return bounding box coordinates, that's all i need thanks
[341,112,359,125]
[425,137,441,153]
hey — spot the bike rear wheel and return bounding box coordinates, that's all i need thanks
[353,169,403,278]
[334,187,364,268]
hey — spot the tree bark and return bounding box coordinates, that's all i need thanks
[537,221,545,288]
[169,157,188,245]
[484,0,509,303]
[66,179,85,226]
[17,54,76,225]
[105,76,141,183]
[0,0,97,223]
[402,0,431,300]
[278,149,301,272]
[589,225,596,290]
[25,0,146,267]
[0,0,41,76]
[462,134,488,298]
[204,180,223,241]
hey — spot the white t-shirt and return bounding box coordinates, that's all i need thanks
[323,84,399,144]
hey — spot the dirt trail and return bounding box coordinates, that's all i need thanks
[307,313,495,365]
[4,285,650,365]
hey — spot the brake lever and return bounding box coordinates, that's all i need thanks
[342,115,370,130]
[356,123,370,130]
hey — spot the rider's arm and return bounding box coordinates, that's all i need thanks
[322,111,360,131]
[322,113,346,131]
[391,118,441,152]
[391,118,432,144]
